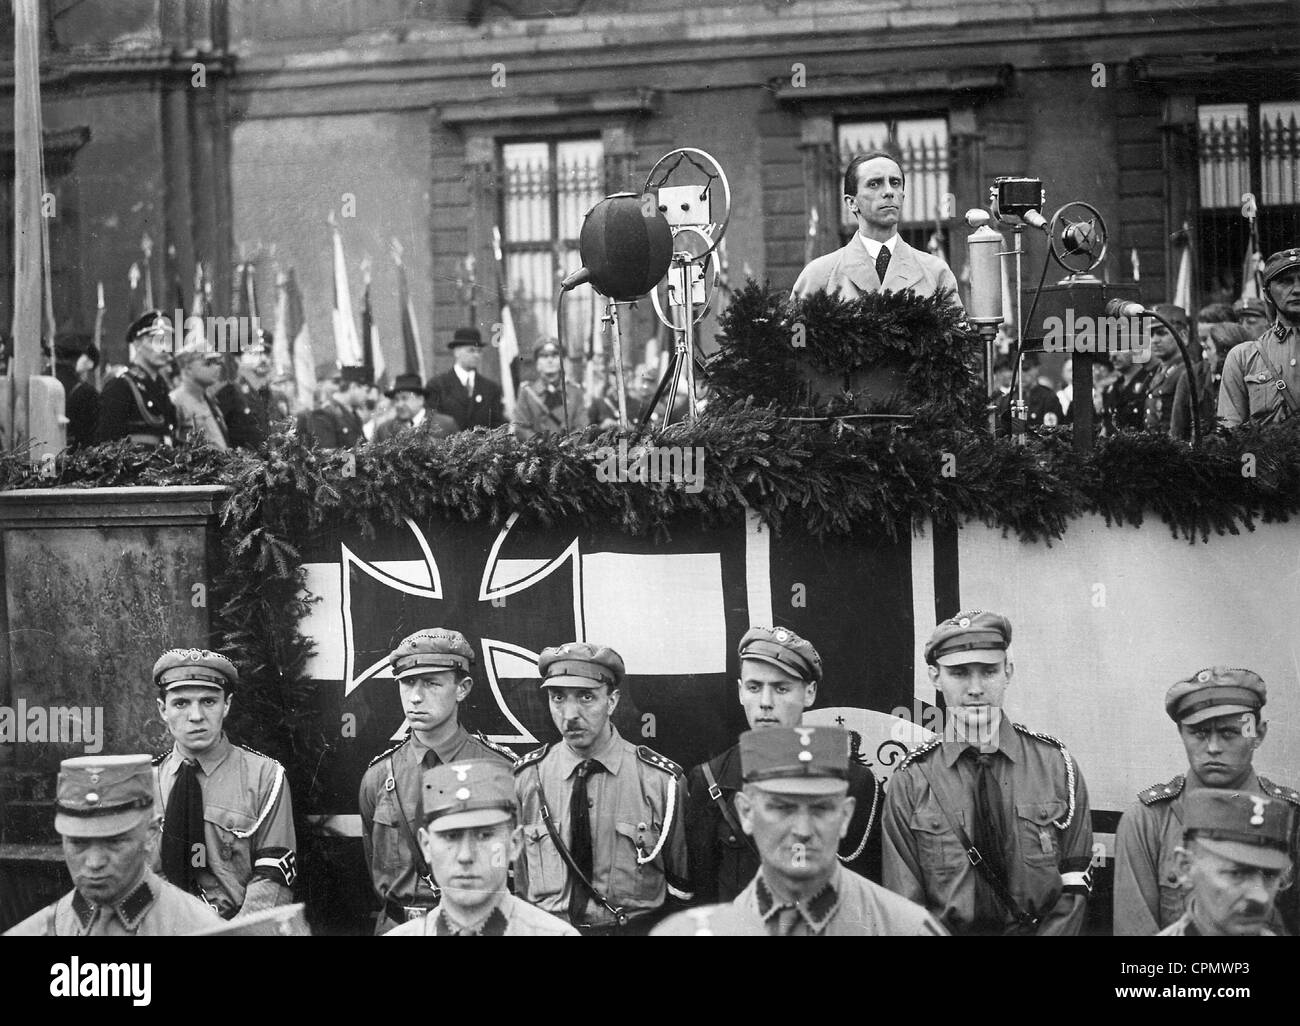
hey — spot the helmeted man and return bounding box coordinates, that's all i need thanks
[512,337,588,441]
[1218,248,1300,428]
[4,755,221,935]
[385,760,577,937]
[685,626,881,904]
[791,151,963,314]
[513,641,692,934]
[96,309,178,446]
[1113,666,1299,936]
[882,610,1095,936]
[151,648,298,920]
[358,629,518,933]
[656,726,945,936]
[1157,789,1294,937]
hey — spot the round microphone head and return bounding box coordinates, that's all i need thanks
[965,209,992,229]
[578,193,674,302]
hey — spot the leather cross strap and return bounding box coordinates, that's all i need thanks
[914,759,1040,933]
[534,765,629,927]
[701,761,759,858]
[386,756,440,901]
[1247,343,1300,419]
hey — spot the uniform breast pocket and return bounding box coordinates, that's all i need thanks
[1014,800,1066,868]
[1157,851,1188,927]
[1245,375,1282,421]
[611,821,663,903]
[204,803,254,881]
[909,805,962,881]
[521,824,566,901]
[368,792,410,877]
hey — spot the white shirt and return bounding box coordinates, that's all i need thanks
[454,365,475,392]
[857,232,899,263]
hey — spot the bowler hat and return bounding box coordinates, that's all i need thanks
[450,327,484,350]
[385,372,427,399]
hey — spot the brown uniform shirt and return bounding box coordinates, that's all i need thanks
[4,869,221,936]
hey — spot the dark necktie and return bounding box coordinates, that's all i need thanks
[161,758,205,894]
[464,374,475,399]
[965,748,1006,933]
[875,245,891,285]
[567,759,603,923]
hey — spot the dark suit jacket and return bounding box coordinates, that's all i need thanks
[66,380,100,449]
[426,369,505,430]
[792,236,963,314]
[306,400,365,450]
[373,410,456,442]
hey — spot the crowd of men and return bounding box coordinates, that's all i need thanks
[6,613,1296,937]
[63,314,678,453]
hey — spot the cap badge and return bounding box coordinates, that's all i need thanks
[85,792,99,805]
[455,787,471,801]
[452,764,471,782]
[797,750,813,763]
[186,648,204,662]
[1249,796,1269,826]
[88,769,102,785]
[1197,669,1211,683]
[958,617,970,628]
[793,727,814,746]
[773,628,792,644]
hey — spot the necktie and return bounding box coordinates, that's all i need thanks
[567,759,603,923]
[161,758,205,894]
[875,245,891,285]
[965,748,1006,934]
[464,373,475,399]
[770,905,803,937]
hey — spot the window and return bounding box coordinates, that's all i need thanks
[499,138,603,360]
[1196,101,1300,303]
[837,117,950,255]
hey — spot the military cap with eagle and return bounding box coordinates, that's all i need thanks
[422,760,517,832]
[152,648,238,692]
[739,725,851,796]
[1183,790,1294,871]
[55,754,157,837]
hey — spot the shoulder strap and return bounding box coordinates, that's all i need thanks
[533,762,628,927]
[912,757,1040,932]
[1245,343,1300,417]
[701,760,758,859]
[839,769,880,865]
[122,372,166,429]
[1012,723,1077,829]
[386,755,439,897]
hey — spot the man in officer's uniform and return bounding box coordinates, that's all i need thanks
[214,329,278,449]
[307,364,369,449]
[359,629,518,933]
[686,626,881,904]
[883,611,1095,935]
[5,755,221,935]
[96,309,178,445]
[514,642,692,934]
[1113,667,1299,935]
[1143,304,1192,433]
[152,649,298,920]
[1219,248,1300,428]
[656,727,946,936]
[1157,790,1295,937]
[1101,348,1156,434]
[386,761,577,936]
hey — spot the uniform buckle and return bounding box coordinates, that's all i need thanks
[707,784,723,801]
[966,847,983,867]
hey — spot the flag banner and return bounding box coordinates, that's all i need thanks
[296,510,1300,848]
[331,221,362,366]
[498,302,519,418]
[272,269,294,384]
[285,268,316,413]
[360,273,386,389]
[395,259,425,379]
[1173,241,1193,312]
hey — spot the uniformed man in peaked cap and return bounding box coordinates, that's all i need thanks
[1218,247,1300,428]
[307,364,369,449]
[513,641,692,934]
[151,648,298,920]
[1158,790,1295,936]
[359,628,517,934]
[882,610,1095,935]
[386,761,577,936]
[214,328,280,450]
[1114,666,1299,936]
[5,755,221,935]
[685,626,881,904]
[656,726,944,936]
[96,309,178,445]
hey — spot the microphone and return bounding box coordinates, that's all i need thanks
[1022,209,1048,232]
[965,209,992,229]
[1105,298,1145,318]
[560,267,591,292]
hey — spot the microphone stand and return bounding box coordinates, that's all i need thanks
[603,298,629,430]
[1008,224,1028,444]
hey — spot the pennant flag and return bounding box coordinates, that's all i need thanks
[272,266,293,384]
[1241,238,1263,301]
[284,268,317,414]
[330,215,363,367]
[191,262,208,319]
[141,233,154,310]
[391,240,426,378]
[1172,238,1193,313]
[498,301,520,419]
[127,262,142,323]
[360,263,387,390]
[1130,247,1140,283]
[169,244,185,312]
